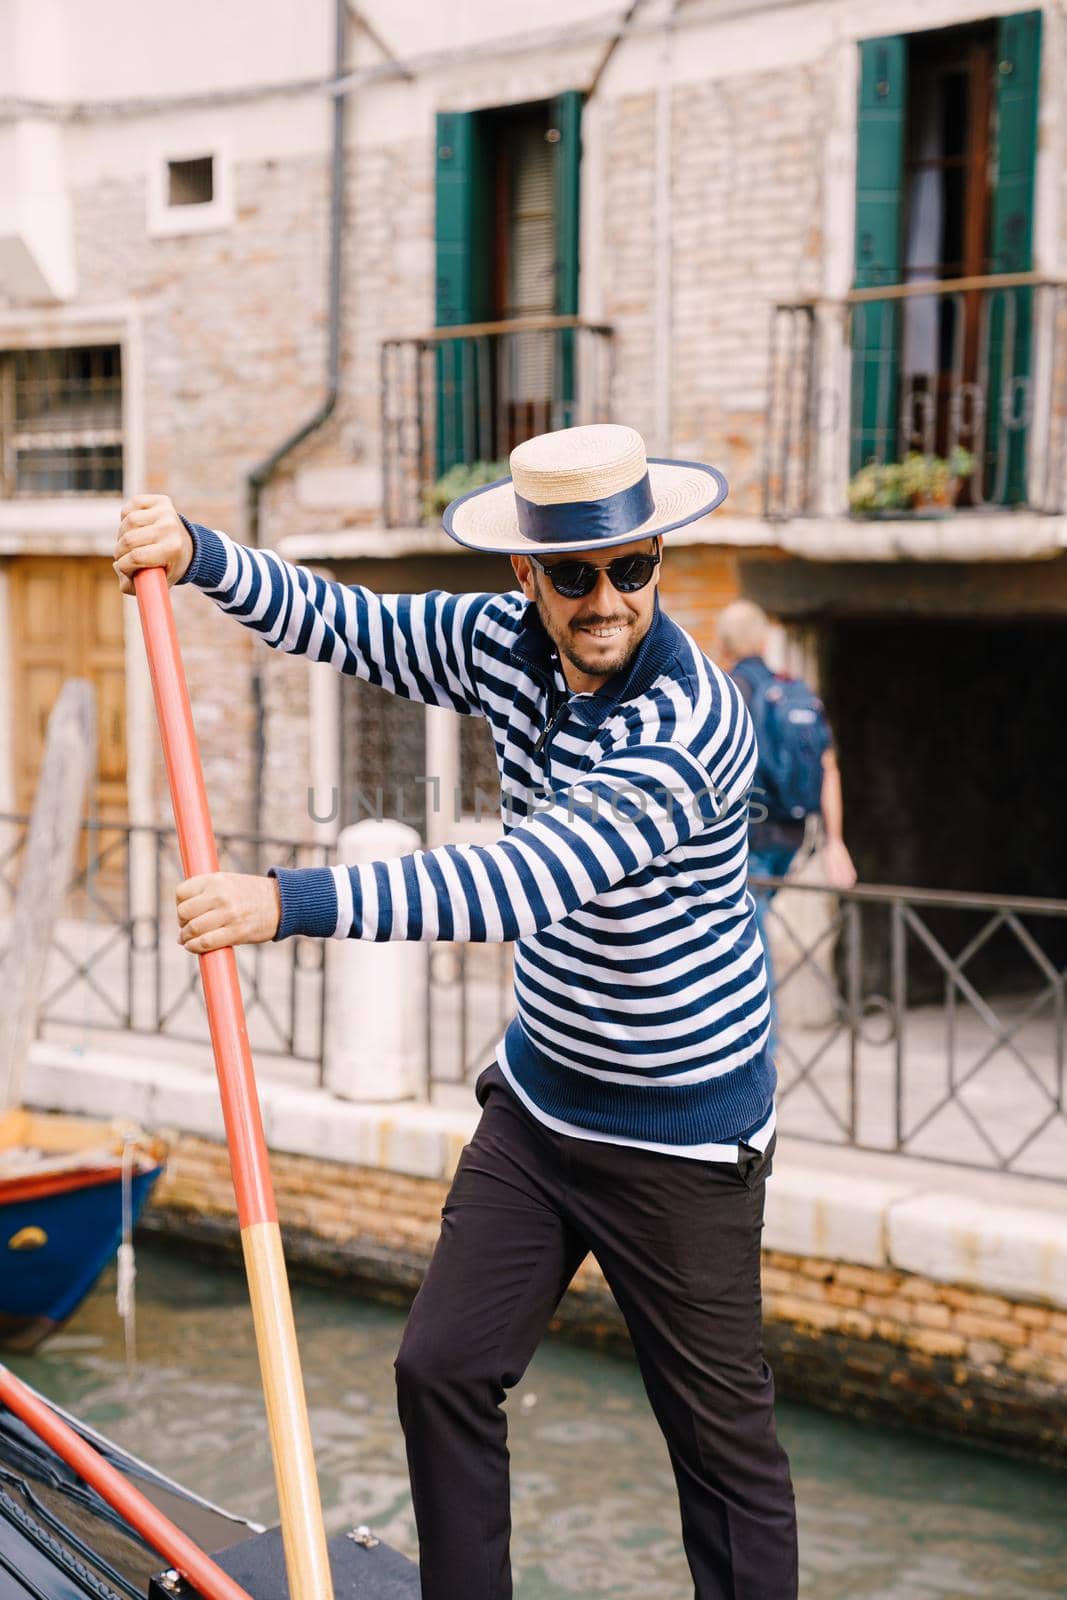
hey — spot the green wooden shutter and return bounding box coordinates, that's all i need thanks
[551,91,582,428]
[435,112,485,474]
[991,11,1041,274]
[851,36,907,474]
[435,110,481,337]
[987,10,1042,502]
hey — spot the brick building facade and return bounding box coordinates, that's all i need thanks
[2,0,1066,905]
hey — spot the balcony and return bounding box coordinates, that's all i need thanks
[764,274,1067,534]
[380,316,614,530]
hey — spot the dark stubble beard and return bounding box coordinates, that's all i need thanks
[533,585,648,682]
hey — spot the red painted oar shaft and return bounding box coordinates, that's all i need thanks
[134,565,334,1600]
[134,566,274,1229]
[0,1367,253,1600]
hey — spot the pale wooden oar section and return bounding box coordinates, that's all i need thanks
[0,678,95,1111]
[242,1222,332,1596]
[134,566,334,1600]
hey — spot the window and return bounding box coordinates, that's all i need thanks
[851,13,1042,504]
[147,140,232,237]
[0,345,123,497]
[167,155,214,208]
[433,94,582,474]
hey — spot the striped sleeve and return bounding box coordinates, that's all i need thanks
[177,518,490,715]
[268,741,723,943]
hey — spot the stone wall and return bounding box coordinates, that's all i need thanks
[657,546,744,654]
[50,48,822,834]
[64,128,433,838]
[144,1132,1067,1469]
[597,61,825,514]
[670,65,825,514]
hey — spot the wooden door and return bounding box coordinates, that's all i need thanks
[9,557,128,886]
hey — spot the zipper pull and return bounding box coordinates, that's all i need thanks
[534,700,567,755]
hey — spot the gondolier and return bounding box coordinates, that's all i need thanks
[113,423,799,1600]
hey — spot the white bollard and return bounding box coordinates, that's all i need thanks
[324,819,427,1102]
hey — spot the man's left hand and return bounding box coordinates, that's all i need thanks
[176,872,281,953]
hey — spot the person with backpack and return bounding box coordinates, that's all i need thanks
[717,600,856,1047]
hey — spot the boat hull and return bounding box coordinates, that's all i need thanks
[0,1161,164,1351]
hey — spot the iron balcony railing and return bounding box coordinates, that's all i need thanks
[764,272,1067,520]
[0,814,329,1077]
[380,315,615,528]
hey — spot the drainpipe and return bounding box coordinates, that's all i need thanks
[653,4,676,456]
[245,0,348,839]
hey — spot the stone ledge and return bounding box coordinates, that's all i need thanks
[274,514,779,563]
[25,1038,1067,1310]
[776,511,1067,563]
[273,512,1067,567]
[0,497,123,555]
[888,1192,1067,1313]
[26,1041,476,1183]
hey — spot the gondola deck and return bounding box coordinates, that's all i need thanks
[153,1525,420,1598]
[0,1391,421,1598]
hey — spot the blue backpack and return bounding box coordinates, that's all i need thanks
[734,662,831,823]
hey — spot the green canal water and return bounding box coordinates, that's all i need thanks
[12,1246,1066,1599]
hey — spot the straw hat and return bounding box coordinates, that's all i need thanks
[442,424,728,555]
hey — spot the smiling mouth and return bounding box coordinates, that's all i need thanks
[576,623,628,640]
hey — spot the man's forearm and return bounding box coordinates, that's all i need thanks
[176,518,487,715]
[268,741,724,945]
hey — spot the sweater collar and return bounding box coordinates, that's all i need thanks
[509,591,683,725]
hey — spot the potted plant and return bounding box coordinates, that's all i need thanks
[847,460,910,515]
[848,449,977,516]
[908,447,977,510]
[422,459,508,521]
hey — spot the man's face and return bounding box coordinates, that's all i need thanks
[511,537,661,688]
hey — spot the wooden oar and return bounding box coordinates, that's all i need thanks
[0,1364,254,1600]
[0,678,95,1111]
[134,566,334,1600]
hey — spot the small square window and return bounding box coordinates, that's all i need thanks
[149,142,231,236]
[167,156,214,208]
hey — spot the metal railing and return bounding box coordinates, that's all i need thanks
[427,874,1067,1182]
[764,273,1067,520]
[0,814,329,1076]
[380,315,615,528]
[754,874,1065,1179]
[6,807,1063,1180]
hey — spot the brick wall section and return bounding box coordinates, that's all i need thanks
[144,1134,1067,1466]
[44,54,822,837]
[658,547,743,654]
[600,65,825,514]
[68,155,332,833]
[63,133,434,836]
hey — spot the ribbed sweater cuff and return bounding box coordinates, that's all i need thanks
[268,866,339,940]
[177,517,230,589]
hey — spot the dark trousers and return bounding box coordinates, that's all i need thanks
[395,1065,799,1599]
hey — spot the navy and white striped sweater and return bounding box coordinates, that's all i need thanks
[178,520,775,1158]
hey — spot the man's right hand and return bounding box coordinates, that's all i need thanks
[113,494,194,595]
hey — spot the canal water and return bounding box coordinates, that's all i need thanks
[13,1246,1066,1599]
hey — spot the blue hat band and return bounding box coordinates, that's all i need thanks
[514,471,655,545]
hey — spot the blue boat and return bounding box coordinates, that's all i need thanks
[0,1110,166,1351]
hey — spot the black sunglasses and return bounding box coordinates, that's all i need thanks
[528,548,661,600]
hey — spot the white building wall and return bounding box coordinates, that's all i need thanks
[1,0,1066,837]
